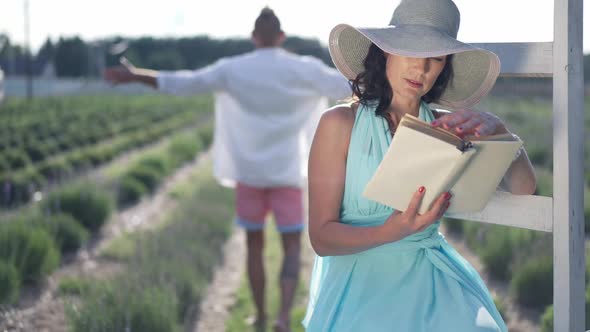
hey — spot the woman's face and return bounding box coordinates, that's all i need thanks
[385,54,447,103]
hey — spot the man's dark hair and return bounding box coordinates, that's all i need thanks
[254,7,282,46]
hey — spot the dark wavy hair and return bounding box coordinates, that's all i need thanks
[351,43,454,130]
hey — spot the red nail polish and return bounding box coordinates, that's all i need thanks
[444,192,452,200]
[418,186,425,193]
[431,120,439,126]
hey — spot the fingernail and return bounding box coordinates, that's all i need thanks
[431,120,439,126]
[444,192,452,200]
[418,186,425,193]
[457,126,463,131]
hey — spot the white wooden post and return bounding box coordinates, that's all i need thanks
[553,0,585,331]
[456,1,586,330]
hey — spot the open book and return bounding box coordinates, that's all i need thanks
[362,114,523,214]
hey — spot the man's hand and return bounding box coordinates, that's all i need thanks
[103,57,138,85]
[103,57,158,88]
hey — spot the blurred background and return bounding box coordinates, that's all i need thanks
[0,1,588,332]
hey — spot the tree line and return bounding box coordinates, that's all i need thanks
[0,34,332,78]
[1,33,589,85]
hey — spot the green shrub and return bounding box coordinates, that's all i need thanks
[493,296,507,323]
[55,136,74,151]
[0,260,20,305]
[0,222,60,283]
[540,287,590,332]
[66,150,92,171]
[168,134,202,167]
[526,145,551,168]
[141,261,207,321]
[23,143,49,163]
[0,170,46,207]
[198,124,214,149]
[57,277,92,296]
[479,230,514,280]
[465,224,539,281]
[137,155,170,177]
[37,158,73,180]
[0,156,9,173]
[125,166,163,193]
[43,183,112,232]
[534,168,553,196]
[117,176,147,207]
[34,214,89,254]
[84,147,109,166]
[510,255,553,309]
[67,284,180,332]
[442,217,463,234]
[5,150,31,169]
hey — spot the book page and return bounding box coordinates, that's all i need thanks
[448,139,523,213]
[363,126,468,214]
[399,114,463,147]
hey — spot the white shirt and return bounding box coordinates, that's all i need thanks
[157,47,351,188]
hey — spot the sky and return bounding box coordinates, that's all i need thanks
[1,0,588,54]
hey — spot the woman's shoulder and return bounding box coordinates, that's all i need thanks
[320,102,359,129]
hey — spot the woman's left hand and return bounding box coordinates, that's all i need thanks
[431,109,509,138]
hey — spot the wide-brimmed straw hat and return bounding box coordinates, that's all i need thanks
[329,0,500,109]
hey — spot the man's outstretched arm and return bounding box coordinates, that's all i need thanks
[104,57,158,88]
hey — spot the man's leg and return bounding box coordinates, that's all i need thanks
[276,231,301,331]
[235,183,269,328]
[246,230,266,327]
[269,187,305,332]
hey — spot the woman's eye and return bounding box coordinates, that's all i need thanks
[430,57,444,62]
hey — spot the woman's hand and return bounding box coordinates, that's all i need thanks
[431,109,508,138]
[383,186,451,241]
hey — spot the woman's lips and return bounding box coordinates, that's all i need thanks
[405,79,423,89]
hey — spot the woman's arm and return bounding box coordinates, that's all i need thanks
[308,105,450,257]
[500,146,536,194]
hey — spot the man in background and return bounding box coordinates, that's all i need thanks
[104,7,350,332]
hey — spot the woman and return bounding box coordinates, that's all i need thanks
[303,0,536,331]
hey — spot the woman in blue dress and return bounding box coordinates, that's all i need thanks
[303,0,537,331]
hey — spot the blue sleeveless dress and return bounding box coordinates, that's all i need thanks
[303,102,507,332]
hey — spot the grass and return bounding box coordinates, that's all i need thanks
[225,224,308,332]
[57,276,93,296]
[100,232,138,261]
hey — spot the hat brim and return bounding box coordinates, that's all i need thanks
[329,24,500,109]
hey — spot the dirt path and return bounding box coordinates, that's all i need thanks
[0,152,210,332]
[192,226,245,332]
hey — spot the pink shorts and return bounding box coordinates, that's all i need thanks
[235,182,304,233]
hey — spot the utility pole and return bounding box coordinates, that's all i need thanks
[24,0,33,100]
